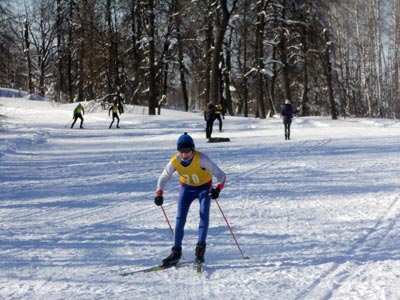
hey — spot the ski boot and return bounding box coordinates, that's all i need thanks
[161,246,182,267]
[195,242,206,263]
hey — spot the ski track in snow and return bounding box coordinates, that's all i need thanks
[295,193,400,300]
[1,96,400,299]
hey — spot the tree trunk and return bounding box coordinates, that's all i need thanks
[66,0,74,103]
[158,14,173,112]
[210,0,229,105]
[147,0,157,115]
[129,0,142,104]
[300,27,309,116]
[323,29,337,119]
[224,31,233,116]
[393,0,400,118]
[242,0,249,117]
[255,0,266,119]
[354,1,371,117]
[77,0,87,102]
[173,0,189,111]
[203,0,213,106]
[38,34,45,97]
[269,46,277,116]
[374,0,384,117]
[106,0,114,94]
[23,18,33,94]
[56,0,63,102]
[279,6,291,102]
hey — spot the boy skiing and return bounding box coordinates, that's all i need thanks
[154,132,226,266]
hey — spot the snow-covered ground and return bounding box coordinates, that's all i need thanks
[1,90,400,299]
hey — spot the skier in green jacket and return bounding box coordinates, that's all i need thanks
[71,103,85,129]
[108,101,120,129]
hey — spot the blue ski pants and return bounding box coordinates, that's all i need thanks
[174,182,211,247]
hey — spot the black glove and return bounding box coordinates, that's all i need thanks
[209,188,220,199]
[154,195,164,206]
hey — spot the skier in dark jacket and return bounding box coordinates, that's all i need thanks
[281,99,296,140]
[154,133,226,267]
[204,104,215,139]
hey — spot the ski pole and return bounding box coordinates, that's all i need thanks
[160,205,174,236]
[160,205,185,260]
[65,118,73,128]
[214,198,250,259]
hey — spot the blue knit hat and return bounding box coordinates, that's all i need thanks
[177,132,195,151]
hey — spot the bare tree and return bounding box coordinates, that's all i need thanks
[0,1,17,88]
[172,0,189,111]
[66,0,75,103]
[55,0,63,102]
[3,0,399,119]
[106,0,119,95]
[322,28,337,119]
[210,0,230,104]
[23,18,33,94]
[255,0,267,119]
[391,0,400,117]
[146,0,157,115]
[29,0,57,97]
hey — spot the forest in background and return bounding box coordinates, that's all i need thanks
[1,0,400,119]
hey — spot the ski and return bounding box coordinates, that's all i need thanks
[119,261,193,277]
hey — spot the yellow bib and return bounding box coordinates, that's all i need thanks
[171,151,212,186]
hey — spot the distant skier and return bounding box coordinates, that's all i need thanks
[71,103,85,129]
[108,101,120,129]
[204,103,215,139]
[281,99,297,140]
[214,102,224,132]
[154,132,226,266]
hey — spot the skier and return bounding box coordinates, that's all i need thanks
[281,99,297,140]
[71,103,85,129]
[214,102,224,132]
[204,103,215,139]
[154,132,226,266]
[108,101,120,129]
